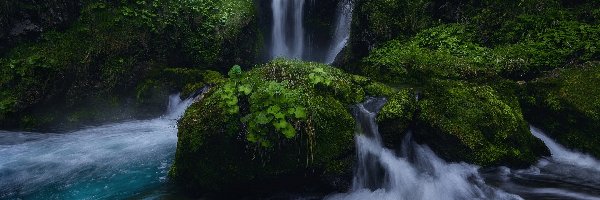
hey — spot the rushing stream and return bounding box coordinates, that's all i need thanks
[0,94,194,199]
[1,1,600,199]
[325,98,600,200]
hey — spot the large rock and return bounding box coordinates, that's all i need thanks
[415,80,549,167]
[170,59,395,197]
[376,88,417,147]
[522,63,600,158]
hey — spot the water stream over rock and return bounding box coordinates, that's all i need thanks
[326,98,521,200]
[0,94,195,199]
[482,127,600,200]
[270,0,353,63]
[325,0,353,64]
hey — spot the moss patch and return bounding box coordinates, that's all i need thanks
[523,63,600,157]
[415,80,549,167]
[0,0,259,130]
[170,59,397,196]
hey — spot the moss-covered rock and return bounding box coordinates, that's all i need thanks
[171,59,399,196]
[376,89,417,147]
[522,63,600,158]
[415,80,549,167]
[0,0,260,130]
[349,0,599,79]
[359,24,497,85]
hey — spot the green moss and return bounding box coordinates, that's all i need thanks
[523,63,600,157]
[170,59,392,194]
[363,82,396,97]
[360,24,497,85]
[415,80,548,167]
[376,89,417,147]
[0,0,258,130]
[349,0,436,60]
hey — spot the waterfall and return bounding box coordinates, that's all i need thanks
[326,98,520,200]
[269,0,353,63]
[0,93,200,199]
[271,0,305,59]
[325,0,353,64]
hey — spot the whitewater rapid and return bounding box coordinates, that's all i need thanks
[326,98,600,200]
[325,98,520,200]
[0,94,193,199]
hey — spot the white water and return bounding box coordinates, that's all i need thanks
[271,0,305,59]
[325,0,353,64]
[326,98,520,200]
[530,126,600,171]
[484,127,600,200]
[0,93,195,199]
[270,0,353,63]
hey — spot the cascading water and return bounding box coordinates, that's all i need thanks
[326,98,520,200]
[325,0,353,64]
[269,0,353,63]
[484,127,600,200]
[0,92,201,199]
[271,0,305,59]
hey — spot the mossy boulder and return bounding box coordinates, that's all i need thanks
[171,59,397,196]
[359,24,496,85]
[522,63,600,158]
[414,80,549,167]
[376,89,417,147]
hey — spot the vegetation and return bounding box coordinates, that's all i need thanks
[523,63,600,158]
[2,0,600,197]
[171,59,397,195]
[416,80,548,167]
[0,0,260,130]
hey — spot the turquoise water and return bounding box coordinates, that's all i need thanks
[1,95,599,200]
[0,95,192,200]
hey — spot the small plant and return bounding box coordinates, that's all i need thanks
[243,81,307,147]
[308,67,332,86]
[220,65,247,114]
[220,66,307,148]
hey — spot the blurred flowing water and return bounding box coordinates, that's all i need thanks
[0,94,193,200]
[270,0,353,63]
[325,98,600,200]
[271,0,305,59]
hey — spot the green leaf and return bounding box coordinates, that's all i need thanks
[323,78,332,86]
[238,84,252,95]
[267,105,281,114]
[313,67,325,73]
[274,112,285,119]
[273,119,288,130]
[225,96,238,106]
[228,65,242,78]
[227,106,239,114]
[256,112,272,124]
[282,125,296,139]
[293,107,307,119]
[247,133,257,142]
